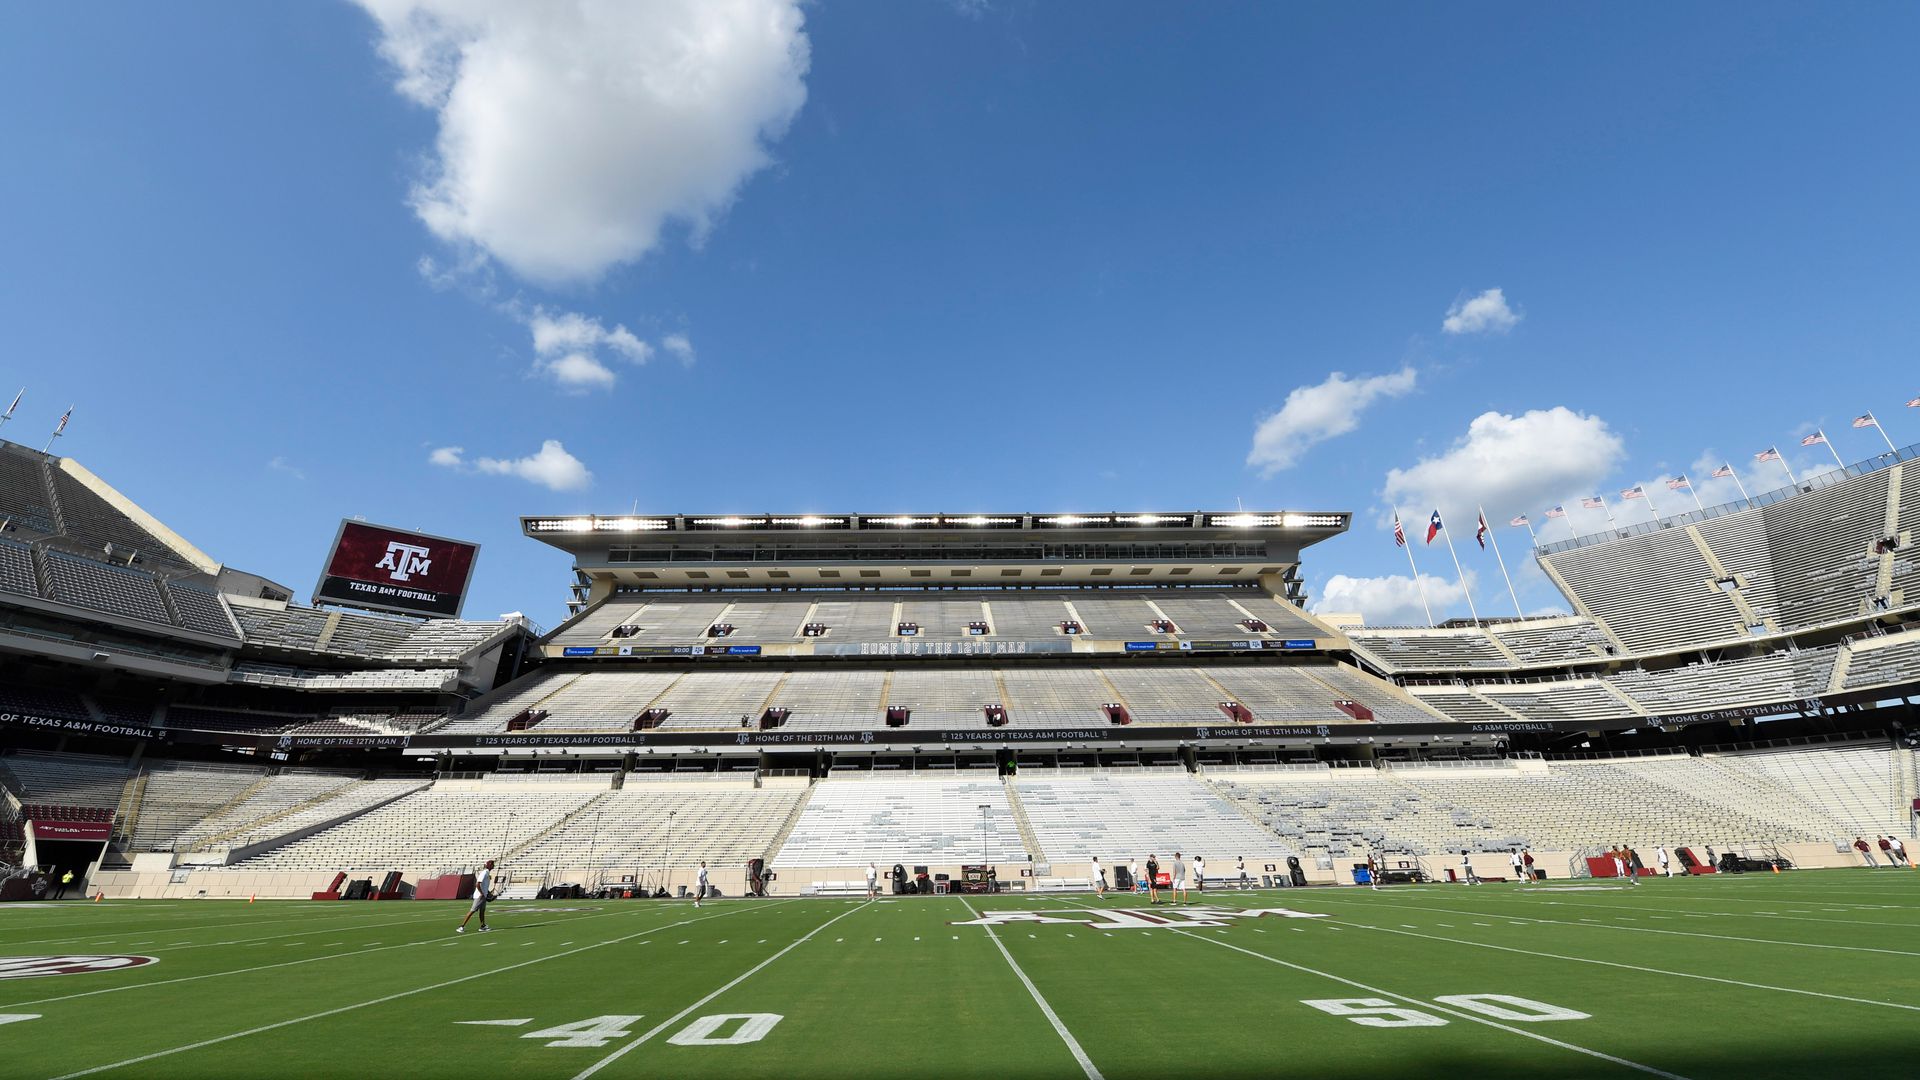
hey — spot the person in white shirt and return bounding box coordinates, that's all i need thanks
[865,863,879,901]
[1889,836,1910,867]
[1129,859,1142,895]
[1510,850,1525,884]
[1236,856,1247,889]
[1655,846,1671,879]
[1460,851,1480,885]
[694,861,709,907]
[1090,857,1106,897]
[457,859,495,934]
[1192,856,1205,893]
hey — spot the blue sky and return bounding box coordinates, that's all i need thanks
[2,2,1916,628]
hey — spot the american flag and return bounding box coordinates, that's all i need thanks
[1425,510,1443,545]
[1620,486,1646,500]
[1755,447,1782,463]
[1908,396,1920,408]
[1667,475,1691,491]
[1544,506,1567,519]
[1800,431,1826,447]
[1711,464,1735,478]
[1580,496,1605,509]
[1475,511,1489,549]
[1509,514,1529,527]
[2,388,19,419]
[1392,513,1407,548]
[53,408,71,435]
[1853,413,1877,429]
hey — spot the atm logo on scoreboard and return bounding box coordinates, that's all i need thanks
[0,955,157,980]
[374,541,434,582]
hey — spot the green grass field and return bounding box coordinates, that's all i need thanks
[2,870,1916,1079]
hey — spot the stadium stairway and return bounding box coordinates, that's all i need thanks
[1000,781,1047,863]
[1197,773,1295,841]
[187,778,371,852]
[114,771,148,846]
[759,778,817,863]
[1828,644,1853,693]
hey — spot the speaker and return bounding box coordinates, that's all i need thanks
[1286,856,1307,888]
[1113,866,1133,890]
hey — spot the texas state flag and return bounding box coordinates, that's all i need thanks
[1425,510,1443,544]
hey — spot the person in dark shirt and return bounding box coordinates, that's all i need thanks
[1145,854,1160,904]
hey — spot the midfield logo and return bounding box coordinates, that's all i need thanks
[374,541,433,582]
[951,906,1329,929]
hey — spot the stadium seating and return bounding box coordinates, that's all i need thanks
[124,761,268,850]
[1486,616,1618,665]
[507,776,808,872]
[1346,627,1513,671]
[42,550,171,625]
[773,774,1024,866]
[168,769,361,850]
[1013,772,1283,862]
[233,786,604,874]
[0,751,134,812]
[0,536,37,597]
[1841,629,1920,690]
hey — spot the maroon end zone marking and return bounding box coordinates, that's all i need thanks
[0,956,158,980]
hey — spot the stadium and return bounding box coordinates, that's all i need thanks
[6,6,1920,1079]
[3,429,1918,1077]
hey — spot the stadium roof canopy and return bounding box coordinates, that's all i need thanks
[523,510,1349,593]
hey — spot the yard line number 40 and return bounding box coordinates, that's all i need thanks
[518,1013,783,1048]
[1301,995,1589,1028]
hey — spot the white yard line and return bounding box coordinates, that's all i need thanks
[958,899,1103,1080]
[1341,920,1920,1014]
[42,905,769,1080]
[568,903,868,1080]
[1166,928,1690,1079]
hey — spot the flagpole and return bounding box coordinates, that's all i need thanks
[1678,479,1705,513]
[0,388,21,434]
[41,407,72,455]
[1722,464,1752,505]
[1864,414,1898,455]
[1638,487,1662,521]
[1438,515,1479,623]
[1815,430,1845,471]
[1763,450,1797,487]
[1597,494,1617,530]
[1394,508,1434,626]
[1518,518,1537,543]
[1482,506,1523,618]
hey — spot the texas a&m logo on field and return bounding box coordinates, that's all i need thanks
[951,906,1329,930]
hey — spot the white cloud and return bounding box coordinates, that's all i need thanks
[1315,572,1471,627]
[523,307,654,392]
[661,333,696,366]
[356,0,811,284]
[1247,367,1417,476]
[1442,288,1520,335]
[430,440,591,491]
[1382,407,1625,524]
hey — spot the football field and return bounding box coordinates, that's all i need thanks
[2,871,1915,1079]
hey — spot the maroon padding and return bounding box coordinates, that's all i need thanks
[1585,856,1618,878]
[1333,699,1375,721]
[311,870,349,900]
[412,872,475,901]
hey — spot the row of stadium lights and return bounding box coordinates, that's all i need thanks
[528,512,1343,533]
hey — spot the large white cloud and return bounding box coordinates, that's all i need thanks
[357,0,811,284]
[1314,572,1471,627]
[429,439,592,491]
[1247,367,1417,476]
[1382,407,1625,524]
[1442,288,1520,335]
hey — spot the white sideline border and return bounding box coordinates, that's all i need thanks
[959,898,1104,1080]
[40,904,776,1079]
[568,903,870,1080]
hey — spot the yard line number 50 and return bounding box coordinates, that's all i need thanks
[1300,995,1589,1028]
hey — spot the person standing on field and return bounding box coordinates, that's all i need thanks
[866,862,880,899]
[1192,855,1205,893]
[1853,837,1876,867]
[1091,856,1106,897]
[1509,850,1524,883]
[457,859,495,934]
[694,861,709,907]
[1888,835,1910,867]
[1655,845,1671,878]
[1236,856,1247,889]
[1171,852,1188,902]
[1130,857,1142,894]
[1145,854,1161,904]
[1366,851,1381,891]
